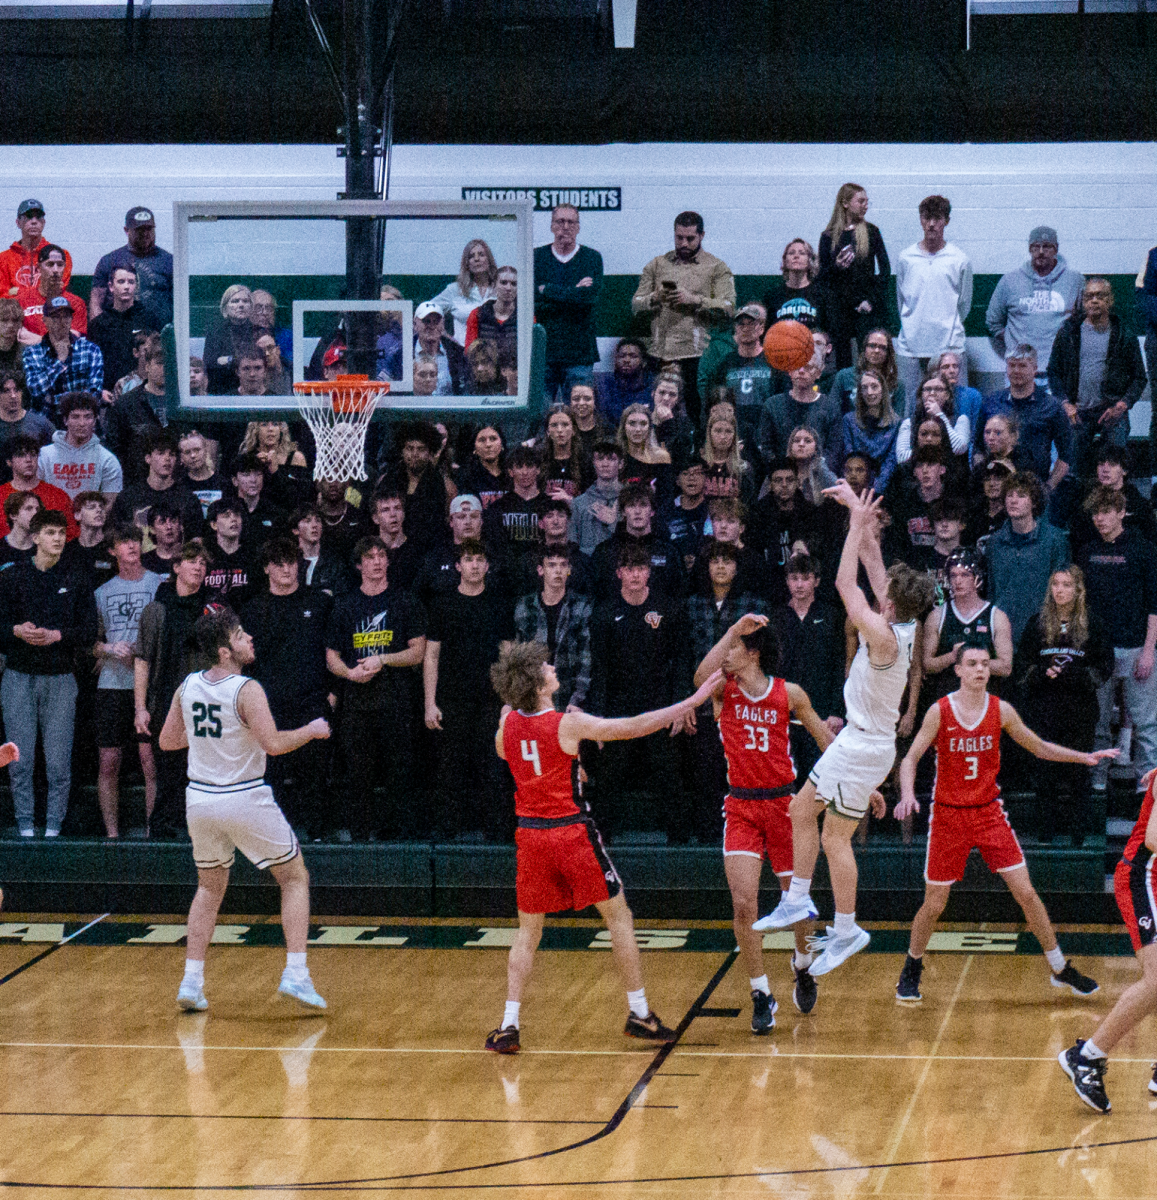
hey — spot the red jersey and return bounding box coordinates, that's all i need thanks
[504,708,582,821]
[718,675,795,796]
[933,693,1001,808]
[1123,778,1156,863]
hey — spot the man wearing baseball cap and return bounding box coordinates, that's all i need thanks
[381,301,466,395]
[21,296,105,416]
[985,225,1083,370]
[0,200,73,297]
[90,207,174,326]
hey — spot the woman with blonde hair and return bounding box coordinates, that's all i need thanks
[1016,566,1115,845]
[762,238,831,332]
[428,238,498,345]
[237,420,311,509]
[699,403,754,506]
[818,184,890,370]
[617,402,674,509]
[202,283,260,393]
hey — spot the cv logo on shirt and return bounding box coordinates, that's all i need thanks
[644,611,662,629]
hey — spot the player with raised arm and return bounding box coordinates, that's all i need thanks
[486,641,723,1054]
[694,613,834,1030]
[1059,767,1157,1114]
[754,482,936,977]
[158,605,332,1014]
[894,645,1113,1004]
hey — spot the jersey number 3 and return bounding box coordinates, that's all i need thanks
[192,702,223,739]
[520,740,542,776]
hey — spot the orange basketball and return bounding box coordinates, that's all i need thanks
[763,320,815,373]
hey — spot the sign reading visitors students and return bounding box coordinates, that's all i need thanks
[461,187,621,211]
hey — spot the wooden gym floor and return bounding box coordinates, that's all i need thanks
[1,914,1156,1198]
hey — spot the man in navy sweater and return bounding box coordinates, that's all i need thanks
[533,204,603,405]
[1076,486,1157,796]
[0,508,98,836]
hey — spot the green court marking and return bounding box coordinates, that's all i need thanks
[0,922,1135,956]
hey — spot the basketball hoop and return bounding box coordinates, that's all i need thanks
[293,374,390,482]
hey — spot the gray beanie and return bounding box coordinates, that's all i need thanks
[1028,225,1058,247]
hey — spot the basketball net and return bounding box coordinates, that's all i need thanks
[293,375,390,482]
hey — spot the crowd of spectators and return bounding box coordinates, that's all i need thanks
[1,189,1155,852]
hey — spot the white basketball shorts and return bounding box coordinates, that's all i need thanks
[808,726,896,821]
[186,782,299,871]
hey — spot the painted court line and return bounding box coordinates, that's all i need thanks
[2,1039,1154,1065]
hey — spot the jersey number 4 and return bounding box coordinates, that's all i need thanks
[520,740,542,776]
[743,724,770,753]
[192,702,223,739]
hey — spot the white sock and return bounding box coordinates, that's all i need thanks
[750,975,770,995]
[1081,1038,1107,1061]
[626,987,649,1019]
[1045,946,1066,973]
[793,951,813,970]
[182,959,204,986]
[788,877,812,903]
[502,1000,520,1030]
[833,911,857,937]
[285,951,308,979]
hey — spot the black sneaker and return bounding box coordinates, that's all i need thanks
[1149,1063,1157,1096]
[751,988,777,1034]
[484,1025,520,1055]
[792,965,817,1014]
[624,1010,677,1042]
[896,955,924,1003]
[1058,1040,1111,1113]
[1051,960,1099,997]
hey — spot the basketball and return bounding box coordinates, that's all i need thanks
[763,320,816,372]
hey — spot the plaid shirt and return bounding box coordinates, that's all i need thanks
[22,336,104,414]
[686,591,769,673]
[514,590,593,711]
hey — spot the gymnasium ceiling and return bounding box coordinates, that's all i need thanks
[4,0,1156,144]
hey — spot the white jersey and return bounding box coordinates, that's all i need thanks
[842,621,917,738]
[180,672,266,790]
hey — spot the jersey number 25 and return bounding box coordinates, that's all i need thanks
[192,702,223,739]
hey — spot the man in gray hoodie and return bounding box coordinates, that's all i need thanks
[986,227,1083,371]
[37,390,123,504]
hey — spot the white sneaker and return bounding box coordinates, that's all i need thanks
[808,926,871,976]
[18,827,33,838]
[278,971,327,1010]
[752,893,818,930]
[177,981,208,1012]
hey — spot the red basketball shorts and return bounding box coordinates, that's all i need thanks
[723,794,793,875]
[515,819,622,915]
[925,799,1024,885]
[1114,852,1157,954]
